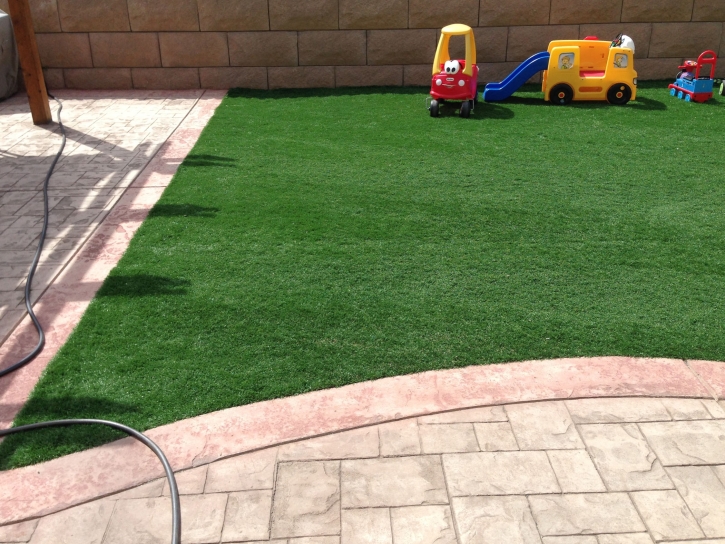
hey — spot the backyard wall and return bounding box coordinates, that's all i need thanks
[1,0,723,90]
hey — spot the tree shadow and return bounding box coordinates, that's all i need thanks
[96,275,190,297]
[148,204,220,218]
[182,154,237,168]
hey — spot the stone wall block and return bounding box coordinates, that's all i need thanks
[127,0,199,31]
[477,61,542,83]
[635,58,683,79]
[649,22,722,57]
[367,29,438,66]
[409,0,479,29]
[0,0,8,13]
[131,68,201,89]
[42,68,64,88]
[90,33,161,68]
[299,31,366,66]
[269,0,338,30]
[229,32,298,67]
[57,0,129,31]
[200,67,268,89]
[36,32,92,68]
[64,68,133,89]
[339,0,407,30]
[507,25,580,62]
[551,0,622,24]
[198,0,269,31]
[579,23,652,57]
[30,0,61,32]
[622,0,694,22]
[335,65,403,87]
[693,0,725,21]
[479,0,550,27]
[268,66,335,88]
[160,32,229,68]
[404,65,432,86]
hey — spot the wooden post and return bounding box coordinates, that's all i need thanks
[7,0,52,124]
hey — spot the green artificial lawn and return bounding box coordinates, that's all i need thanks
[2,82,724,468]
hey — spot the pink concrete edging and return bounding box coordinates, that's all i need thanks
[0,355,722,525]
[0,90,226,431]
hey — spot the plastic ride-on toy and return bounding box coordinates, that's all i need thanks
[429,24,479,118]
[668,51,718,103]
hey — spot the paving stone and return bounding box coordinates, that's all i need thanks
[661,398,713,420]
[419,423,479,454]
[579,423,673,491]
[205,448,277,492]
[528,493,646,536]
[452,496,540,544]
[342,456,447,508]
[630,490,704,541]
[473,422,519,451]
[109,478,165,499]
[506,401,583,450]
[443,451,560,496]
[105,494,227,544]
[639,420,725,465]
[547,450,606,492]
[418,405,507,424]
[289,538,340,544]
[341,508,391,544]
[279,427,379,461]
[565,398,671,423]
[390,505,456,544]
[28,499,114,544]
[378,419,421,457]
[163,465,207,495]
[703,399,725,418]
[541,537,598,544]
[596,535,654,544]
[271,461,340,538]
[0,519,38,542]
[667,466,725,537]
[221,490,273,542]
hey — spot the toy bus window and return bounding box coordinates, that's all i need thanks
[613,54,628,68]
[558,53,574,70]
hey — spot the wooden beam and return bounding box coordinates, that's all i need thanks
[7,0,51,124]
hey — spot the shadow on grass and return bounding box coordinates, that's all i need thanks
[0,397,140,470]
[148,204,220,218]
[97,275,191,297]
[182,153,237,168]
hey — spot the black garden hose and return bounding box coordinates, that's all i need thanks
[0,95,181,544]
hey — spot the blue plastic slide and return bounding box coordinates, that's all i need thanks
[483,51,551,102]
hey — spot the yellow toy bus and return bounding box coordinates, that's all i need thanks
[543,35,637,105]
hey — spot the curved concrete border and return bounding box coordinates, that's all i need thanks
[0,355,723,525]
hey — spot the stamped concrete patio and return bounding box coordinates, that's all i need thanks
[1,92,725,544]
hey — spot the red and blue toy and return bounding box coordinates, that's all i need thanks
[668,51,718,103]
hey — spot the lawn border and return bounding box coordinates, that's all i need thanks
[0,355,723,525]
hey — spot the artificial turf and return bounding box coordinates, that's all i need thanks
[2,82,724,468]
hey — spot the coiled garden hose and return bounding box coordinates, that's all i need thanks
[0,95,181,544]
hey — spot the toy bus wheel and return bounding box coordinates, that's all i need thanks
[460,100,471,118]
[549,84,573,105]
[430,99,440,118]
[607,84,632,105]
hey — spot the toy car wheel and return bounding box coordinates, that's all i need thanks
[549,84,573,105]
[430,99,440,118]
[669,88,677,97]
[607,83,632,105]
[685,94,691,102]
[460,100,471,118]
[677,91,684,100]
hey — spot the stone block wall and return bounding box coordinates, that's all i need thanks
[1,0,723,89]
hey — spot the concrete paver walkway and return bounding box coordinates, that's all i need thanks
[1,395,725,544]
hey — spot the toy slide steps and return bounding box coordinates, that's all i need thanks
[483,52,550,102]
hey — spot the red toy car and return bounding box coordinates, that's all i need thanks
[429,24,479,118]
